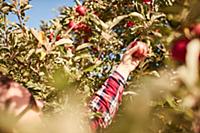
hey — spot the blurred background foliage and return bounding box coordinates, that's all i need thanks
[0,0,200,132]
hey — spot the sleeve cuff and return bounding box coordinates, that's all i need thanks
[111,71,126,87]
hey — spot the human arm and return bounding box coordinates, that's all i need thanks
[89,42,148,130]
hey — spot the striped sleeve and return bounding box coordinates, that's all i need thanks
[89,71,126,130]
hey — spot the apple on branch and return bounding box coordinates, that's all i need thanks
[171,38,190,63]
[75,5,87,16]
[126,21,135,28]
[130,41,148,58]
[143,0,152,5]
[68,20,78,30]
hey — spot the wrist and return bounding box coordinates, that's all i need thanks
[115,64,131,80]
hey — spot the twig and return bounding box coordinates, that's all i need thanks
[3,14,8,46]
[16,10,26,32]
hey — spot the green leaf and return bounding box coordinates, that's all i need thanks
[166,95,177,109]
[76,43,93,51]
[30,28,39,41]
[106,14,129,30]
[36,48,47,60]
[39,51,46,61]
[0,64,8,74]
[23,4,32,11]
[0,47,10,52]
[26,49,35,60]
[16,56,25,63]
[101,31,113,41]
[55,38,73,46]
[83,60,102,72]
[1,6,10,13]
[74,53,92,61]
[89,13,109,30]
[20,0,29,6]
[128,12,145,20]
[149,71,160,77]
[151,13,166,22]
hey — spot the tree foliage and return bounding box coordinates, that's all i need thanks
[0,0,200,132]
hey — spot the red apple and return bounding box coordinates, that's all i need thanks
[76,5,87,16]
[143,0,152,5]
[77,22,91,32]
[130,41,148,58]
[68,21,78,30]
[191,23,200,36]
[171,38,190,62]
[49,31,54,42]
[126,21,135,28]
[56,35,61,41]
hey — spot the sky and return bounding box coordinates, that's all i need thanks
[8,0,75,28]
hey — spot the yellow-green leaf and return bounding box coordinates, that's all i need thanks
[76,43,93,51]
[106,14,129,30]
[128,12,145,20]
[83,60,102,72]
[55,38,73,46]
[0,64,8,74]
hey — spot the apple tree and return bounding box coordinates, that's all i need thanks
[1,0,200,132]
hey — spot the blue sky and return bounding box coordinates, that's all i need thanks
[9,0,75,28]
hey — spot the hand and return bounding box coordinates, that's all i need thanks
[116,41,148,80]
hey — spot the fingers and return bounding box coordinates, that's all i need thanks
[127,41,137,50]
[131,59,140,67]
[125,45,139,55]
